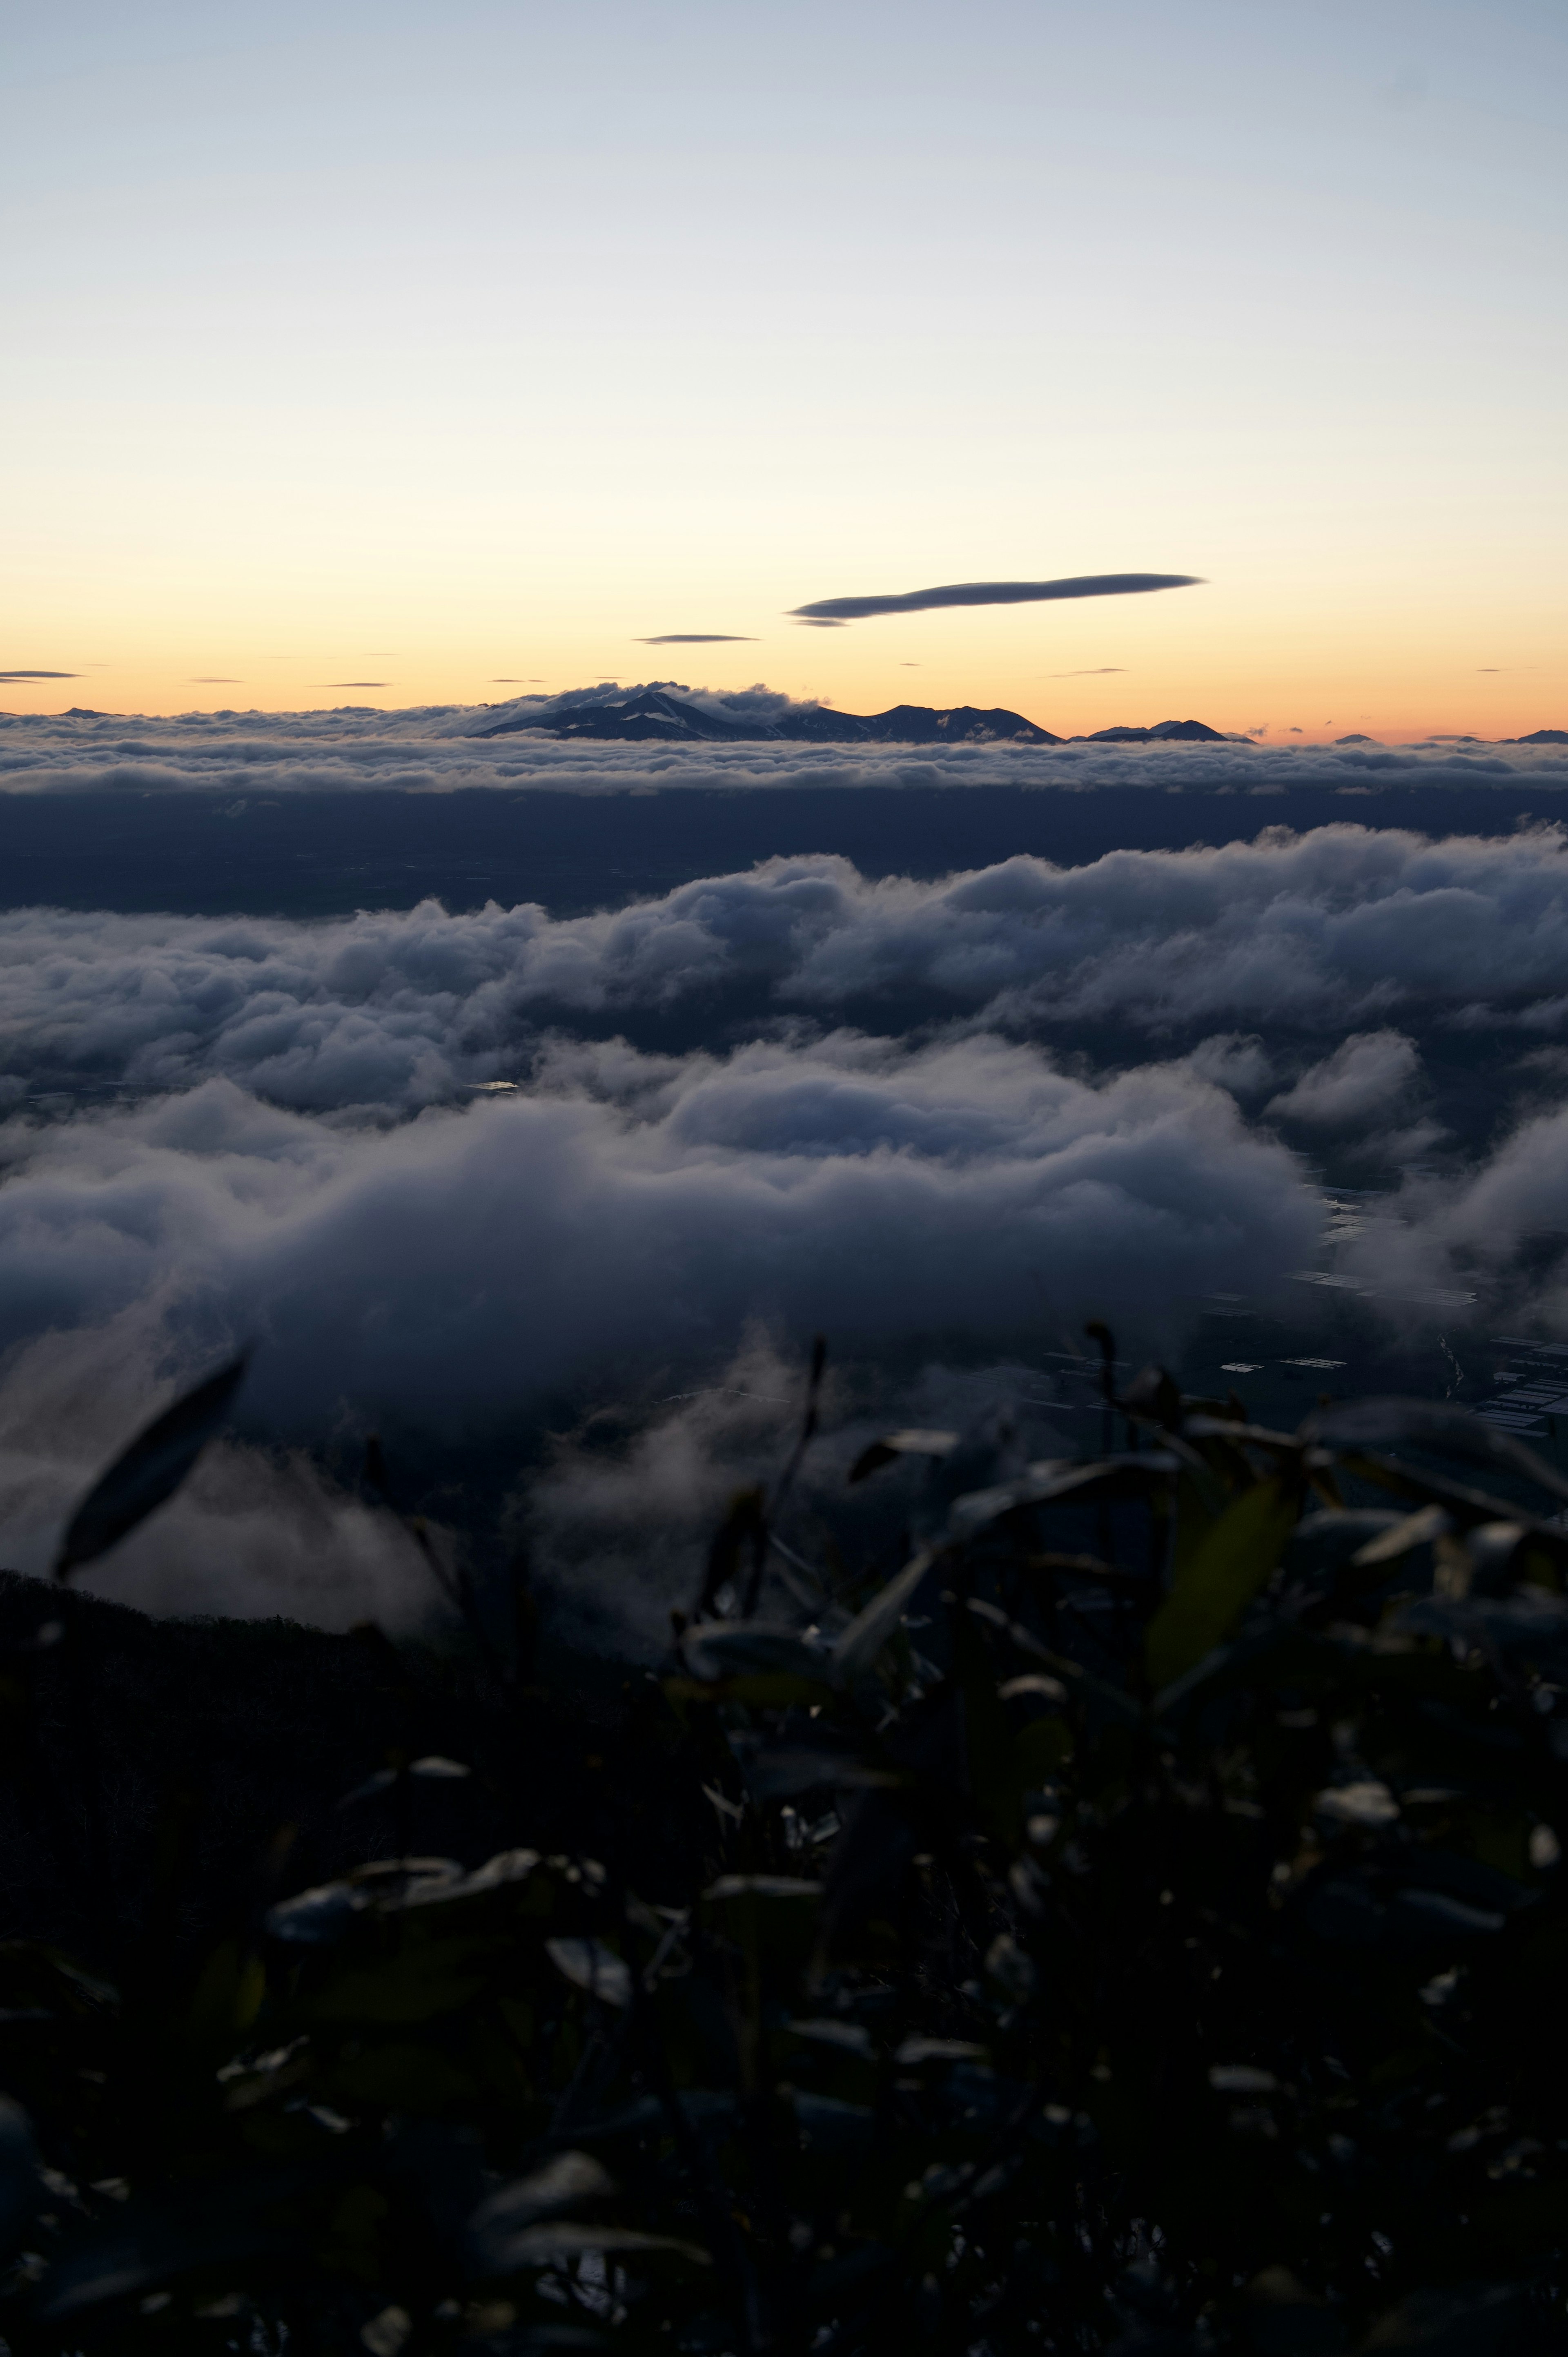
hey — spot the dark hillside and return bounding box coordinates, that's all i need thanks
[0,1574,702,1966]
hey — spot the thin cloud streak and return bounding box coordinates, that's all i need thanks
[790,573,1201,623]
[637,634,757,645]
[1,670,78,682]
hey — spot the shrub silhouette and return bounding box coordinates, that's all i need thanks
[3,1344,1568,2353]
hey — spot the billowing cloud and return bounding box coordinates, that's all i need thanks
[6,805,1568,1617]
[7,828,1568,1111]
[789,574,1200,623]
[1266,1030,1422,1126]
[1332,1099,1568,1323]
[0,1041,1319,1443]
[1187,1033,1275,1094]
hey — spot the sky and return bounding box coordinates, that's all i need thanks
[3,0,1565,740]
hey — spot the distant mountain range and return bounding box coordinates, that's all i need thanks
[473,687,1229,748]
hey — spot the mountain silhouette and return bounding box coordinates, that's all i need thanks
[1073,718,1226,743]
[475,688,1063,746]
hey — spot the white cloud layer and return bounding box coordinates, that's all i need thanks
[2,693,1564,796]
[6,827,1568,1111]
[1265,1030,1423,1126]
[5,798,1568,1626]
[0,1037,1320,1444]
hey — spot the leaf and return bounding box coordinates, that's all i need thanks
[984,1932,1036,2002]
[790,2091,874,2151]
[1352,1503,1452,1567]
[1472,2180,1568,2253]
[703,1874,823,1902]
[895,2036,988,2065]
[265,1880,369,1945]
[703,1876,822,1963]
[681,1622,831,1682]
[696,1484,767,1617]
[944,1453,1180,1543]
[997,1673,1068,1705]
[953,1601,1020,1846]
[1284,1509,1409,1587]
[668,1670,836,1709]
[480,2222,708,2270]
[54,1353,249,1578]
[830,1551,935,1687]
[1146,1472,1301,1691]
[848,1430,959,1484]
[545,1937,633,2008]
[0,2095,38,2260]
[1315,1780,1400,1827]
[185,1940,265,2045]
[1013,1716,1073,1779]
[335,1756,471,1810]
[728,1731,880,1800]
[329,2042,478,2111]
[393,1849,540,1909]
[1302,1396,1568,1508]
[34,2164,317,2319]
[470,2153,617,2271]
[304,1939,492,2024]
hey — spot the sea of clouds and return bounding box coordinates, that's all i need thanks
[8,827,1568,1110]
[5,710,1568,1632]
[2,687,1566,798]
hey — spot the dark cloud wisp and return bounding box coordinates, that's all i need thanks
[1,671,78,682]
[637,635,758,646]
[790,574,1201,623]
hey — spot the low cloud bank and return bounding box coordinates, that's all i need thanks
[0,1037,1319,1441]
[2,691,1563,796]
[6,829,1568,1108]
[6,1025,1568,1630]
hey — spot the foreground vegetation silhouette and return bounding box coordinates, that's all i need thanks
[4,1335,1568,2355]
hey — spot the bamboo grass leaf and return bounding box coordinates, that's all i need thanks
[848,1430,959,1484]
[53,1353,249,1579]
[1146,1472,1301,1691]
[829,1550,935,1687]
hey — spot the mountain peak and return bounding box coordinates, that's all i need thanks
[476,691,1061,747]
[1074,718,1226,744]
